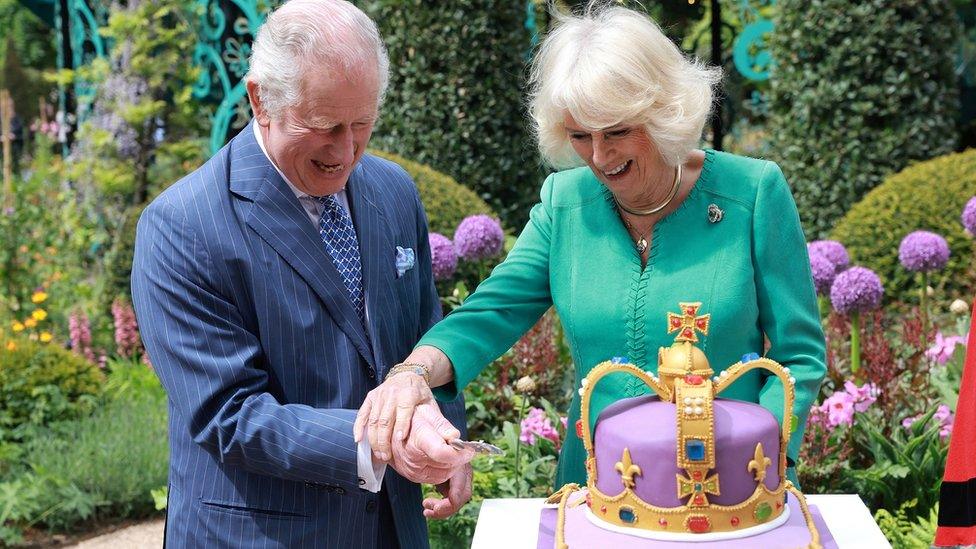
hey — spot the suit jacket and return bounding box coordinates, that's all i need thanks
[131,121,465,548]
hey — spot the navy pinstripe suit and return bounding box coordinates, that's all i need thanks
[131,121,465,548]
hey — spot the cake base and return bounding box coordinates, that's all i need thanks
[537,491,836,548]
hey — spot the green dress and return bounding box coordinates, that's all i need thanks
[422,149,826,489]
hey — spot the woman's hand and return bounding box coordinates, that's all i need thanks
[354,370,434,461]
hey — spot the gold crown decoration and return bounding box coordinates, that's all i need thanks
[554,302,821,549]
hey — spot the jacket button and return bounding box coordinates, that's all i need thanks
[366,500,377,513]
[366,369,376,379]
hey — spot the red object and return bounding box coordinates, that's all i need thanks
[935,303,976,546]
[575,419,583,439]
[692,470,703,480]
[776,501,782,510]
[693,495,704,506]
[685,374,703,385]
[731,516,740,526]
[658,518,668,527]
[687,516,711,533]
[586,493,592,508]
[600,505,607,514]
[681,327,694,339]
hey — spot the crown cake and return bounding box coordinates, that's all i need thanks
[543,302,825,548]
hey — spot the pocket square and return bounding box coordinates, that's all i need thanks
[395,246,415,278]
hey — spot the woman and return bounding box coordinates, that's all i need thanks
[356,3,826,489]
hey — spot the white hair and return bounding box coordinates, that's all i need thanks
[528,2,721,168]
[247,0,390,118]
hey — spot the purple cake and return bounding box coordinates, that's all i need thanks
[539,303,826,548]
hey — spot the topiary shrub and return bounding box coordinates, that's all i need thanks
[768,0,961,238]
[363,0,544,230]
[369,149,497,235]
[830,149,976,304]
[0,337,104,442]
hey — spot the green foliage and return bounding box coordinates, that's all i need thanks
[0,360,167,539]
[830,150,976,303]
[364,0,545,229]
[368,149,496,236]
[0,337,103,443]
[768,0,961,237]
[845,407,948,521]
[874,500,938,549]
[0,0,57,123]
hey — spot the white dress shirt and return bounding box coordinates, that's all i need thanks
[252,122,386,493]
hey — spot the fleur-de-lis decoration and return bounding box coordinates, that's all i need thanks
[747,442,771,483]
[615,448,642,490]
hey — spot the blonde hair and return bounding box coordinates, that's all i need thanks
[247,0,389,118]
[528,2,721,168]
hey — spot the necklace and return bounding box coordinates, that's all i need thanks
[621,216,653,255]
[614,164,682,216]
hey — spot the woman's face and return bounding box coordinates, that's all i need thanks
[563,112,660,195]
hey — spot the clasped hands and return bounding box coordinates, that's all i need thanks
[354,370,475,518]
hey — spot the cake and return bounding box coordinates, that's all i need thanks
[537,302,833,548]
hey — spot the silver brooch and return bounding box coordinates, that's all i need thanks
[707,204,724,224]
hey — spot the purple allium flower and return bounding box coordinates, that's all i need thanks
[829,266,883,315]
[453,214,504,262]
[810,253,837,295]
[428,233,457,281]
[898,231,950,272]
[962,197,976,235]
[807,240,849,272]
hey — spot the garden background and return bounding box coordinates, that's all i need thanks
[0,0,975,547]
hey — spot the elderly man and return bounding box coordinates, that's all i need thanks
[131,1,472,547]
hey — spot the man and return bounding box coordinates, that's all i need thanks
[131,1,472,547]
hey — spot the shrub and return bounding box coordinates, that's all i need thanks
[363,1,545,229]
[0,337,103,442]
[768,0,961,237]
[369,149,496,236]
[831,150,976,303]
[0,360,166,539]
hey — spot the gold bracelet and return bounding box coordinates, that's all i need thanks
[385,362,431,385]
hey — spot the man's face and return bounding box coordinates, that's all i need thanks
[253,68,379,196]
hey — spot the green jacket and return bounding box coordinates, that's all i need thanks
[422,149,826,488]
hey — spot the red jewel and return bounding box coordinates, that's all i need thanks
[688,516,711,533]
[692,494,704,506]
[658,518,668,527]
[776,501,782,509]
[696,318,707,330]
[681,327,694,339]
[600,505,607,514]
[575,419,584,439]
[586,493,592,507]
[731,516,740,526]
[685,374,703,385]
[671,317,681,328]
[691,470,703,480]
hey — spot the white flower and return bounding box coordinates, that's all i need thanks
[950,299,969,315]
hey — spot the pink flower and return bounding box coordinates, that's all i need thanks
[815,380,879,431]
[925,332,967,365]
[68,311,96,363]
[902,404,954,439]
[112,299,142,358]
[822,391,855,428]
[843,380,879,412]
[520,407,560,446]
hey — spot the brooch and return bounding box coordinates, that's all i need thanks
[707,204,724,224]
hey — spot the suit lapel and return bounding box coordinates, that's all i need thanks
[229,122,376,370]
[346,162,396,377]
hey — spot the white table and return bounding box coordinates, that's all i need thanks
[472,495,891,549]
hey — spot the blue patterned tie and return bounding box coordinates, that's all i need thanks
[317,195,366,328]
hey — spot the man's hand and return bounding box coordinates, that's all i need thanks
[423,462,473,519]
[354,371,434,461]
[388,403,474,485]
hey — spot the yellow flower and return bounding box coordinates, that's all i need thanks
[39,332,53,343]
[32,309,48,321]
[24,318,37,328]
[31,291,48,304]
[11,321,24,332]
[5,341,15,351]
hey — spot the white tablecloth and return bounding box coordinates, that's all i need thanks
[471,495,892,549]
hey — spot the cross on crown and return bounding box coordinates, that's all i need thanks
[667,302,711,343]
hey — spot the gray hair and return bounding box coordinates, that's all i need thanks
[528,2,721,168]
[247,0,390,118]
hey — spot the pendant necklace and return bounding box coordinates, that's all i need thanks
[622,217,652,255]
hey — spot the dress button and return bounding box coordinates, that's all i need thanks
[366,500,377,513]
[367,369,376,379]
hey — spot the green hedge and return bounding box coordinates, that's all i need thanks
[831,149,976,303]
[369,149,496,236]
[364,0,544,230]
[768,0,961,238]
[0,338,103,442]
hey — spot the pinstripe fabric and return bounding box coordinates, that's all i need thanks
[131,121,466,548]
